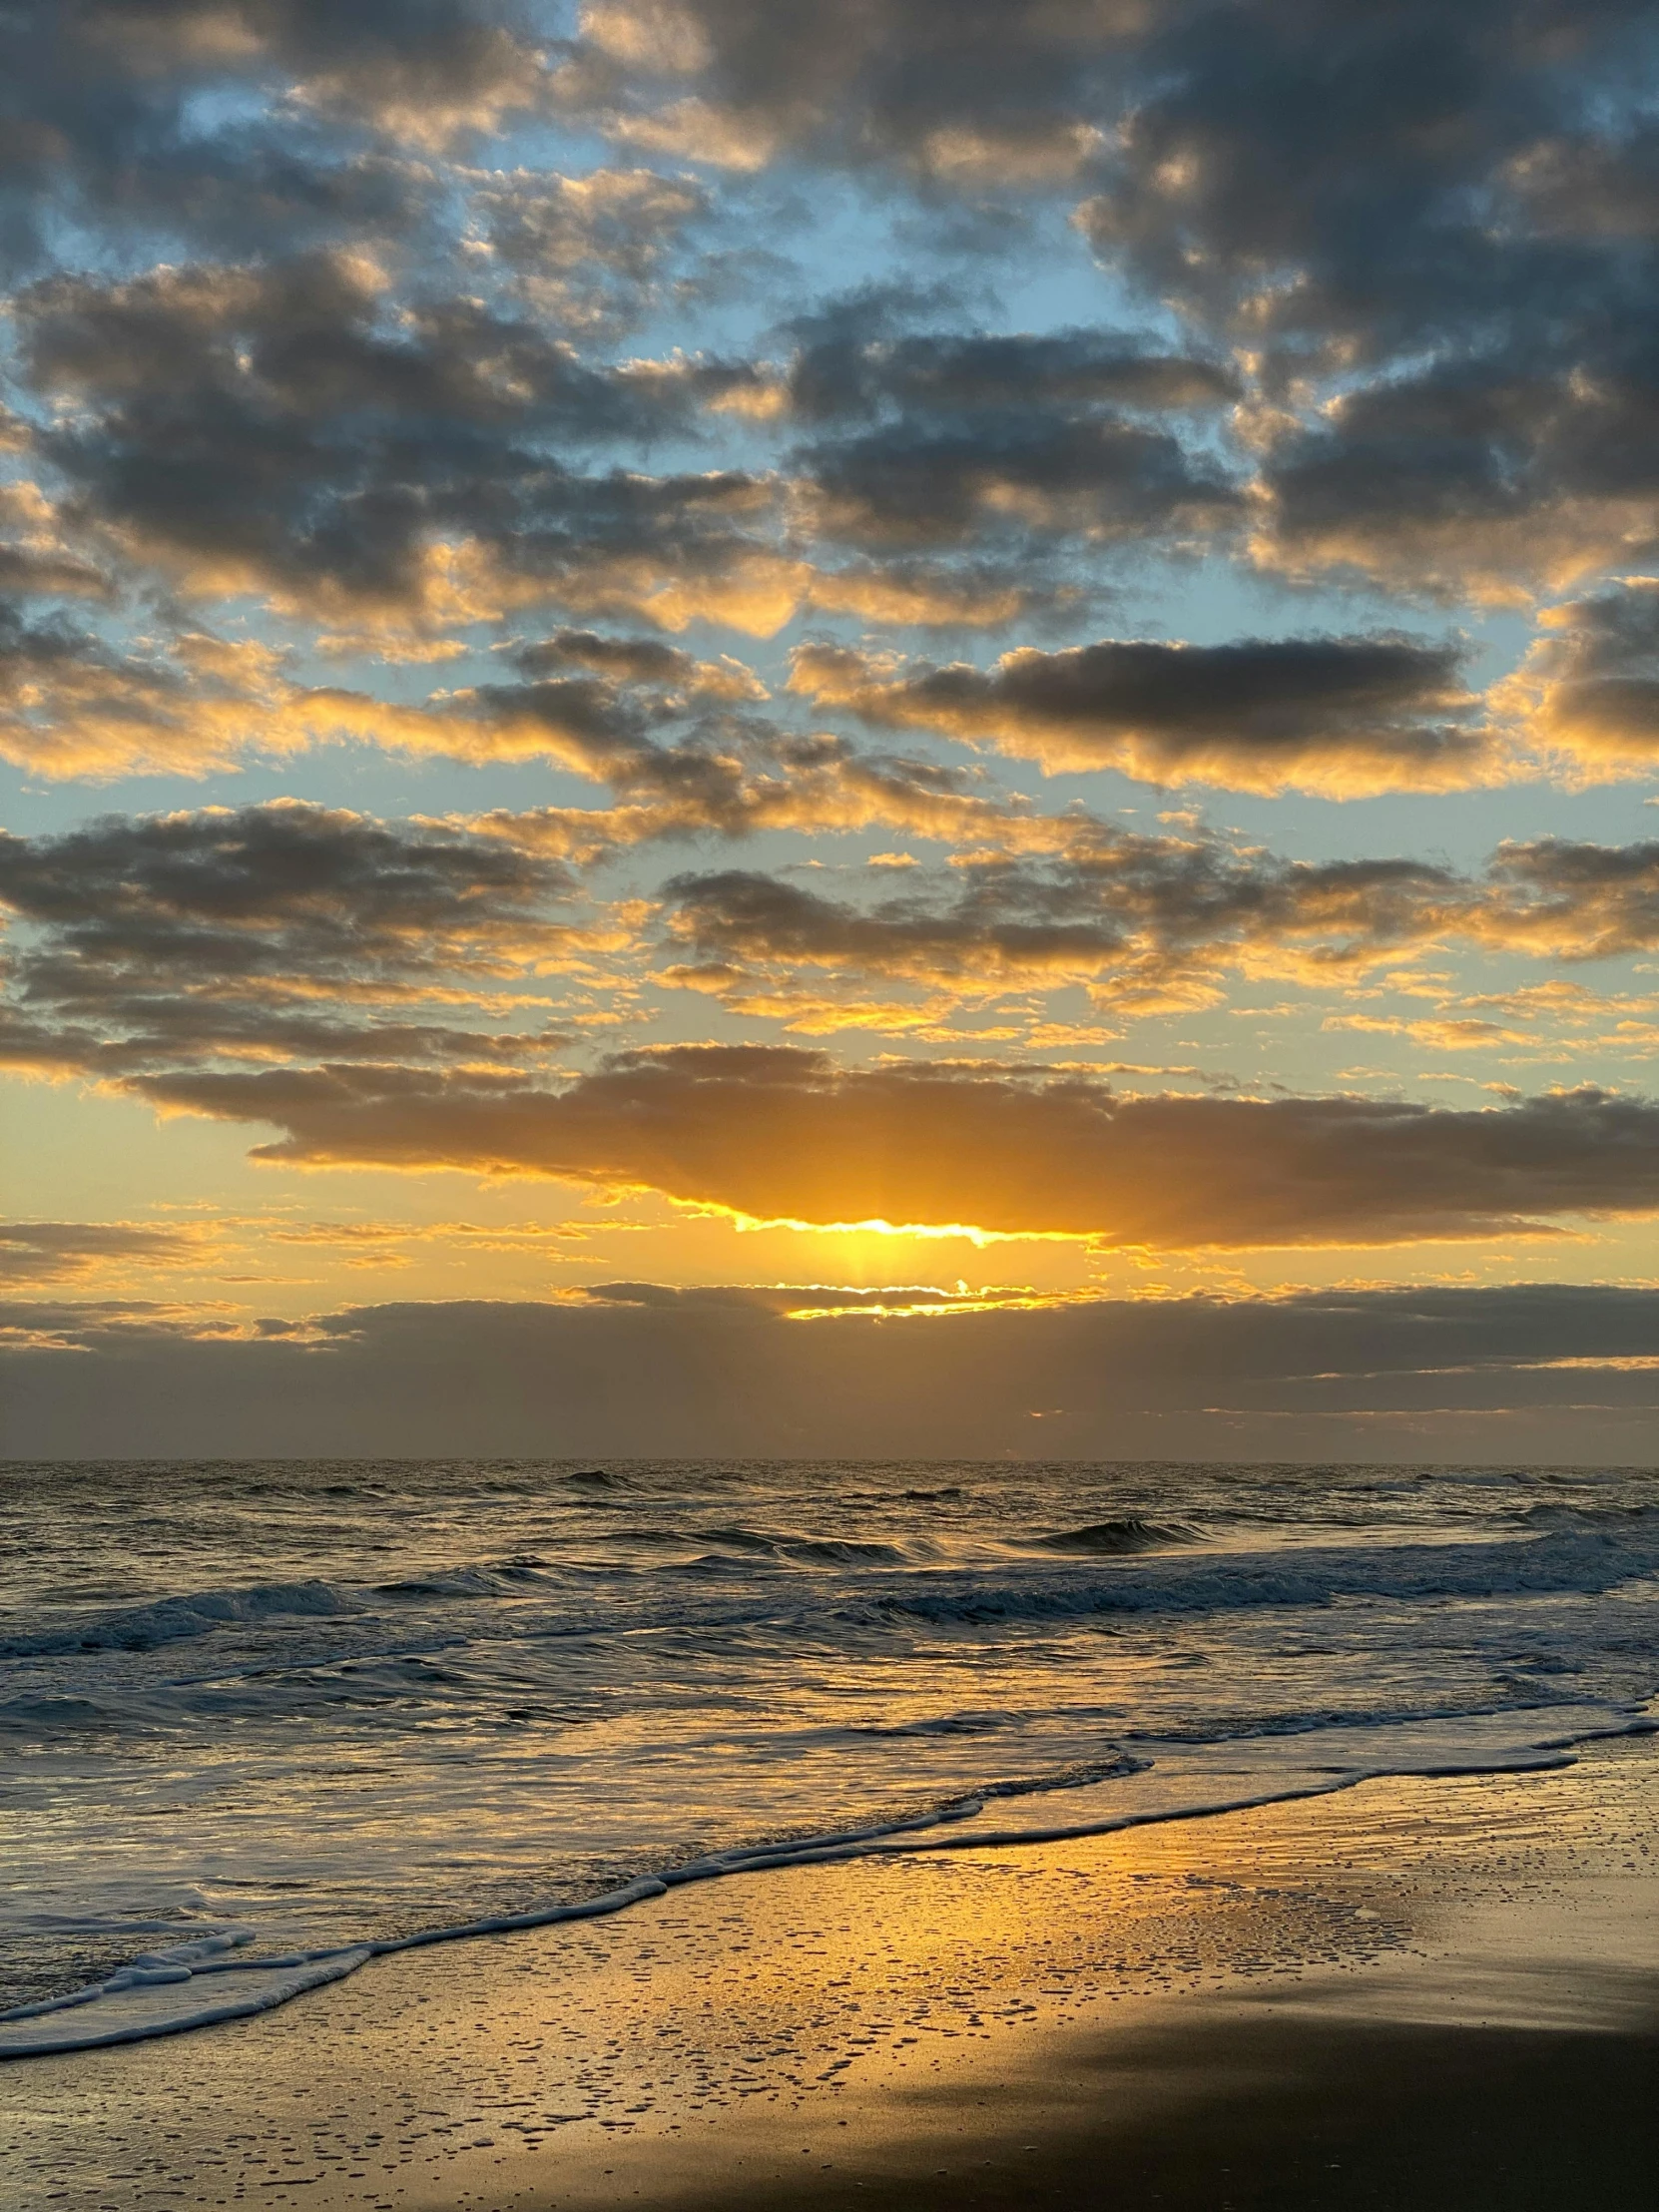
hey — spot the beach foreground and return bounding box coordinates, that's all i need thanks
[5,1734,1655,2212]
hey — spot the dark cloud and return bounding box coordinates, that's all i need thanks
[1066,5,1659,590]
[20,253,746,616]
[0,0,545,271]
[510,628,710,685]
[0,798,573,960]
[782,321,1240,423]
[465,728,1093,857]
[15,798,1659,1094]
[800,410,1240,555]
[6,2,1657,630]
[664,829,1659,1011]
[123,1045,1659,1250]
[1475,836,1659,960]
[468,164,719,335]
[1509,122,1659,241]
[663,863,1143,990]
[1073,3,1657,369]
[0,1221,200,1286]
[0,595,780,784]
[8,1282,1659,1462]
[9,1,1659,1442]
[1254,355,1659,595]
[660,838,1455,1007]
[0,1004,101,1078]
[0,480,112,602]
[0,800,582,1072]
[794,633,1488,796]
[776,297,1245,589]
[567,1,1136,182]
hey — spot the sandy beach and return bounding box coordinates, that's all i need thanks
[5,1730,1654,2212]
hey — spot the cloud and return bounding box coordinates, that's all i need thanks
[792,633,1492,796]
[8,3,1659,1455]
[460,728,1104,858]
[0,800,589,1073]
[1496,579,1659,776]
[22,252,743,619]
[7,2,1657,651]
[0,604,299,780]
[564,1,1137,184]
[121,1045,1659,1251]
[0,601,780,784]
[780,319,1240,423]
[1507,122,1659,242]
[1063,7,1659,597]
[799,410,1240,555]
[1,0,548,272]
[573,1277,1032,1317]
[0,480,112,603]
[1074,4,1657,374]
[465,164,717,333]
[659,837,1458,1012]
[9,1281,1659,1462]
[18,798,1659,1088]
[0,1220,202,1286]
[16,255,1100,660]
[0,799,576,971]
[1472,836,1659,960]
[659,825,1659,1021]
[1251,357,1659,599]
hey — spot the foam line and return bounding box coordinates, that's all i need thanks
[0,1950,373,2058]
[705,1751,1581,1872]
[5,1711,1654,2062]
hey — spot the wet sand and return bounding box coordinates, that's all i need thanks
[4,1733,1655,2212]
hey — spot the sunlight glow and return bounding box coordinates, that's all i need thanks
[728,1212,1085,1248]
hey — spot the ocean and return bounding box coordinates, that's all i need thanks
[2,1456,1656,2057]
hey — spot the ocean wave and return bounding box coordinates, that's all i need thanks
[372,1556,558,1599]
[652,1528,918,1576]
[0,1691,179,1734]
[843,1522,1659,1629]
[15,1517,1652,1672]
[847,1706,1025,1739]
[1033,1516,1202,1554]
[696,1526,913,1564]
[0,1580,362,1658]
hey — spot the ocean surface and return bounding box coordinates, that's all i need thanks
[2,1456,1656,2056]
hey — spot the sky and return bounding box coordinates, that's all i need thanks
[6,0,1659,1459]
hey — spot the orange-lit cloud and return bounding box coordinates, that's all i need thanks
[126,1047,1659,1252]
[1494,579,1659,781]
[0,1219,208,1286]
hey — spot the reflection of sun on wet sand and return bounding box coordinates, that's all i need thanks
[6,1736,1656,2212]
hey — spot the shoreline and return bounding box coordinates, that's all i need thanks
[4,1733,1656,2211]
[9,1706,1647,2059]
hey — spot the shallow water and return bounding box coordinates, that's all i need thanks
[2,1456,1655,2052]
